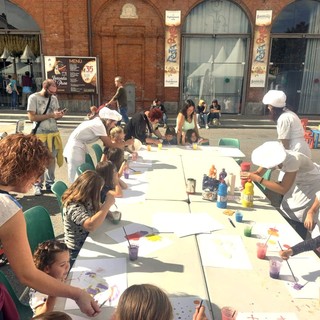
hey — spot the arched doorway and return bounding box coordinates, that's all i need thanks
[181,0,251,114]
[92,1,164,113]
[269,0,320,114]
[0,0,40,108]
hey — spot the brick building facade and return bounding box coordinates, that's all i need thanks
[2,0,319,115]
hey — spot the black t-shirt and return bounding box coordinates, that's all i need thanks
[125,112,152,143]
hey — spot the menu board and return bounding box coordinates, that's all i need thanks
[44,56,97,94]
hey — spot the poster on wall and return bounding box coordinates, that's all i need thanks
[164,11,181,87]
[249,10,272,88]
[44,56,98,94]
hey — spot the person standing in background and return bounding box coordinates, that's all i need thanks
[8,74,19,110]
[106,76,129,124]
[27,79,66,196]
[21,71,33,110]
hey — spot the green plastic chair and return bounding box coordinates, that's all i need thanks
[76,162,95,175]
[51,181,68,220]
[85,153,95,168]
[255,169,272,192]
[24,206,55,254]
[218,138,242,164]
[0,271,33,319]
[92,143,103,163]
[218,138,240,149]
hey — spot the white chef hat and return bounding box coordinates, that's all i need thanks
[251,141,287,169]
[99,107,122,121]
[262,90,286,108]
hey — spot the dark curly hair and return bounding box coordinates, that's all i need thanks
[180,99,195,119]
[33,240,69,271]
[0,133,52,186]
[148,108,163,122]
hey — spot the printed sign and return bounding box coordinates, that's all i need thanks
[164,11,181,87]
[44,56,98,94]
[250,10,272,88]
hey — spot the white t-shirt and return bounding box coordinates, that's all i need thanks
[277,110,311,157]
[63,117,107,158]
[0,193,21,227]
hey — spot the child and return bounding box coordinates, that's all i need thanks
[96,161,123,200]
[32,311,72,320]
[185,129,209,145]
[105,147,128,190]
[29,240,70,316]
[113,284,207,320]
[110,126,125,144]
[162,126,177,145]
[62,170,115,261]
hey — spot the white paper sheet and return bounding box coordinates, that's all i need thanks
[170,297,212,320]
[197,234,252,269]
[65,258,127,310]
[152,212,224,237]
[236,312,299,320]
[106,223,172,256]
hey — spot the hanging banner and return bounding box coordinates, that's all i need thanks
[249,10,272,88]
[44,56,98,94]
[164,11,181,87]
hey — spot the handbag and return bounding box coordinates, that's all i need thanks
[31,96,52,134]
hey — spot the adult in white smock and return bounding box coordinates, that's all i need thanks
[263,90,311,158]
[241,141,320,239]
[63,108,133,183]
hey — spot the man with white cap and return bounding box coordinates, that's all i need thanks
[241,141,320,239]
[63,107,134,182]
[263,90,311,158]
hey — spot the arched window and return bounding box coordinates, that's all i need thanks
[182,0,250,114]
[270,0,320,114]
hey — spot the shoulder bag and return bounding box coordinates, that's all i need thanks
[31,96,52,135]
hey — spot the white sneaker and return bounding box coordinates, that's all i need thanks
[197,124,201,129]
[34,186,42,196]
[206,125,209,129]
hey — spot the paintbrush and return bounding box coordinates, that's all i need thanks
[123,226,131,247]
[278,241,297,282]
[197,300,203,314]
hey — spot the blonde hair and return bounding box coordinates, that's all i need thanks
[115,284,173,320]
[110,126,124,140]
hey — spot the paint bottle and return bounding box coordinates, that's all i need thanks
[219,168,227,181]
[240,162,251,189]
[241,180,254,207]
[228,173,236,195]
[217,180,228,209]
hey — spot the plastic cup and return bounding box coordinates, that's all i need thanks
[147,145,151,151]
[158,143,162,150]
[256,242,268,259]
[124,171,129,179]
[192,143,198,150]
[128,244,139,261]
[221,306,237,320]
[243,224,253,237]
[112,211,121,225]
[235,212,243,222]
[269,259,282,279]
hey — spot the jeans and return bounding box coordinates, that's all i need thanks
[119,106,129,124]
[162,113,167,126]
[35,141,58,189]
[11,91,18,109]
[197,113,207,127]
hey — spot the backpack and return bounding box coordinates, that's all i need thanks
[5,82,12,94]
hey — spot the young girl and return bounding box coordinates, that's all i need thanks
[110,126,125,144]
[113,284,207,320]
[185,129,209,145]
[103,147,128,190]
[96,161,123,199]
[29,240,70,316]
[32,311,72,320]
[62,170,115,261]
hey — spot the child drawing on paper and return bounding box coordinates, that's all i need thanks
[113,284,208,320]
[29,240,70,316]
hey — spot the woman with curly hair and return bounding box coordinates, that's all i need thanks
[62,170,115,261]
[0,133,100,317]
[124,108,164,145]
